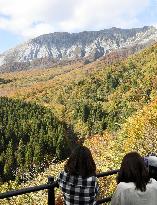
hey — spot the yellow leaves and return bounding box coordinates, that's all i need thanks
[83,132,120,198]
[117,97,157,156]
[0,162,65,205]
[1,38,157,205]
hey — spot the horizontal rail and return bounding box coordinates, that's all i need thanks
[97,196,112,204]
[96,169,119,204]
[0,182,58,199]
[96,169,119,178]
[0,169,119,204]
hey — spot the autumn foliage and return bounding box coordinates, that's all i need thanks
[0,43,157,204]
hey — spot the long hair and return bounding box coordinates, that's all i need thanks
[64,145,96,178]
[117,152,150,192]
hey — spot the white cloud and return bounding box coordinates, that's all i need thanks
[0,0,150,39]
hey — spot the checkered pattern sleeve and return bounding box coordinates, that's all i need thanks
[57,171,99,205]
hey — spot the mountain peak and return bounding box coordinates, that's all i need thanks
[0,26,157,72]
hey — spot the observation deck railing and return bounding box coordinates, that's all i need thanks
[0,169,119,204]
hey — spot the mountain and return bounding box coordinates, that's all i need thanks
[1,33,157,205]
[1,41,157,136]
[0,26,157,72]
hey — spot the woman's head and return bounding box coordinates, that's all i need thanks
[64,145,96,178]
[117,152,150,191]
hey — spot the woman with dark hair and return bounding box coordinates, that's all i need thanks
[111,152,157,205]
[57,145,99,204]
[144,154,157,181]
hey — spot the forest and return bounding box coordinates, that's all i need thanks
[0,43,157,204]
[0,97,75,182]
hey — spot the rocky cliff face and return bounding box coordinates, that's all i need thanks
[0,26,157,72]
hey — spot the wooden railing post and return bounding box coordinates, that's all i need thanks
[48,176,55,205]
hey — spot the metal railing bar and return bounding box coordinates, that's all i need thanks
[0,169,119,203]
[48,176,55,205]
[0,182,58,199]
[96,169,119,178]
[96,196,112,204]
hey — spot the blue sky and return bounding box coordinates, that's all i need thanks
[0,0,157,53]
[0,30,23,53]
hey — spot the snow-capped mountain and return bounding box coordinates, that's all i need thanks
[0,26,157,72]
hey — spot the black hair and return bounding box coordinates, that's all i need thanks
[64,145,96,178]
[149,166,157,181]
[117,152,150,191]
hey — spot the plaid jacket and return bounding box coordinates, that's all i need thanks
[57,171,99,205]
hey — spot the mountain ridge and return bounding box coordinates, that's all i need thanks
[0,26,157,72]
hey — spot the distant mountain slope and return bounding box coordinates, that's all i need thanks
[1,42,157,137]
[0,26,157,72]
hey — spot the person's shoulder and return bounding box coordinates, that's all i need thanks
[87,175,97,180]
[148,178,157,187]
[58,171,65,176]
[58,171,68,179]
[117,182,135,190]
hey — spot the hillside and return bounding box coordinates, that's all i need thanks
[0,26,157,72]
[1,43,157,136]
[0,97,77,182]
[1,97,157,204]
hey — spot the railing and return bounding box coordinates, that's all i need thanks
[96,169,119,204]
[0,169,119,205]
